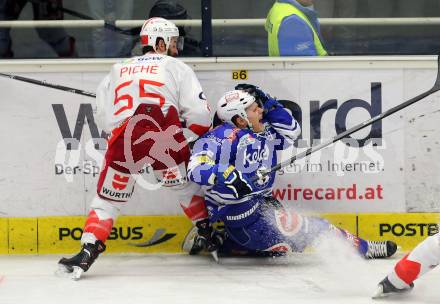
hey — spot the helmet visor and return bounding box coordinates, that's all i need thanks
[170,36,184,51]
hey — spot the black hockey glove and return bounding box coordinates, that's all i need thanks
[235,83,268,106]
[212,165,253,199]
[224,170,253,199]
[235,83,280,113]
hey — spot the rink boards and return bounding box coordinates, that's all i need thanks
[0,57,440,256]
[1,56,440,218]
[0,213,439,254]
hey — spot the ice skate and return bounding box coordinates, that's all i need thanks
[365,240,397,259]
[56,240,106,280]
[182,226,224,262]
[372,276,414,299]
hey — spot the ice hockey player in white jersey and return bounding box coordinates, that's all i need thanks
[57,17,211,279]
[373,231,440,298]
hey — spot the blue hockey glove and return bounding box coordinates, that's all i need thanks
[210,165,253,199]
[262,96,282,113]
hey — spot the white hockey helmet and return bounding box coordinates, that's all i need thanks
[217,90,256,126]
[140,17,183,52]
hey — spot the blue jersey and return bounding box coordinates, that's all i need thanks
[188,101,300,227]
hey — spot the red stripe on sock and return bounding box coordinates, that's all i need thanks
[83,210,114,242]
[180,195,208,222]
[395,254,421,285]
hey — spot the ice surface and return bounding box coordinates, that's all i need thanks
[0,253,438,304]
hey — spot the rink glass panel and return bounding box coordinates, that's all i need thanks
[2,0,440,58]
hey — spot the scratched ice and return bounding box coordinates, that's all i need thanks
[0,242,439,304]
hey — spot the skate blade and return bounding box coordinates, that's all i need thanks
[210,250,219,263]
[55,264,84,281]
[372,285,386,299]
[371,284,412,299]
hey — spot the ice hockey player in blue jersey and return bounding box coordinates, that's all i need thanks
[184,84,397,259]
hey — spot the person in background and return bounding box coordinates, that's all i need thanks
[265,0,327,56]
[87,0,135,57]
[0,0,76,58]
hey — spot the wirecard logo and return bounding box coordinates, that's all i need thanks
[283,82,383,147]
[52,82,383,150]
[52,103,108,150]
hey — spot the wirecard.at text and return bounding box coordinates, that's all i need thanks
[272,183,383,201]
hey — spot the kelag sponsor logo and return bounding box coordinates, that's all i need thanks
[58,227,176,247]
[379,223,439,237]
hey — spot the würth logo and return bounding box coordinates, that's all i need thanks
[112,174,129,190]
[163,169,177,179]
[100,167,134,201]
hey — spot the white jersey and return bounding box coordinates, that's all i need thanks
[96,53,211,140]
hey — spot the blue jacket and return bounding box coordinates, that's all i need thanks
[277,0,325,56]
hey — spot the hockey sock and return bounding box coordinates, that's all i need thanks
[180,194,209,223]
[83,209,114,243]
[394,254,421,286]
[389,234,440,288]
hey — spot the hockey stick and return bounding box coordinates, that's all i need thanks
[0,73,96,98]
[254,55,440,181]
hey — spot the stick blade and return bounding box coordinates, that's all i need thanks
[433,54,440,90]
